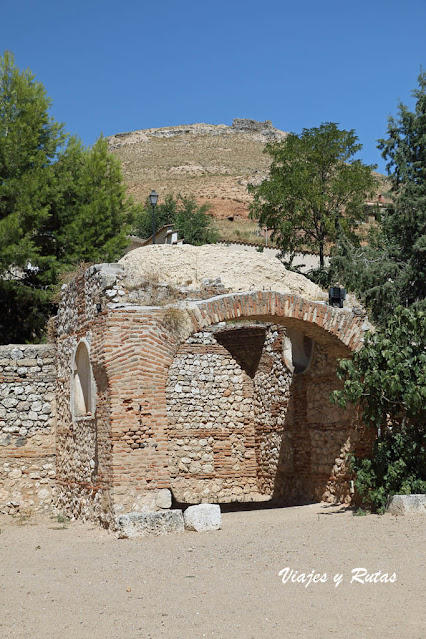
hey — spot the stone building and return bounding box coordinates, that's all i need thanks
[0,248,374,528]
[51,255,372,528]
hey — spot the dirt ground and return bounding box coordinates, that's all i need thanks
[0,503,424,639]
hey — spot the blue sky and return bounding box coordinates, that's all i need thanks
[1,0,425,173]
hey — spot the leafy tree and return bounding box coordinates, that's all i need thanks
[0,52,140,343]
[248,123,377,268]
[349,427,426,513]
[331,307,426,512]
[174,196,218,245]
[134,193,218,245]
[331,72,426,323]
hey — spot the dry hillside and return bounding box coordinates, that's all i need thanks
[107,119,286,222]
[108,119,390,244]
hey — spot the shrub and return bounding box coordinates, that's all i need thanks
[350,427,426,513]
[331,307,426,512]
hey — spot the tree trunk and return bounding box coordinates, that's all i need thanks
[319,242,324,269]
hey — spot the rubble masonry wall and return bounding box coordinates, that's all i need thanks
[0,344,56,515]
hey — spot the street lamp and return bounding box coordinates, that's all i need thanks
[149,189,159,244]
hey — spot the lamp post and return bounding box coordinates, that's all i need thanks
[328,286,346,308]
[149,189,159,244]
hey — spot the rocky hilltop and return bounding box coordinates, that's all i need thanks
[107,119,287,220]
[108,118,286,148]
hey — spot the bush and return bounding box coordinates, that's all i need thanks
[350,427,426,513]
[331,307,426,512]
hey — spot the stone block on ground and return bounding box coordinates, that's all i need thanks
[184,504,221,532]
[155,488,172,509]
[116,509,184,538]
[386,494,426,515]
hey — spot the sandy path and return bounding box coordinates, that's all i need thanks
[0,503,424,639]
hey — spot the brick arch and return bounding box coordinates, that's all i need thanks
[182,291,368,354]
[165,291,372,507]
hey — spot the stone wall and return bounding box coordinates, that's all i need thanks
[166,323,296,504]
[252,326,292,495]
[273,344,374,505]
[55,266,115,527]
[55,264,178,525]
[0,345,56,514]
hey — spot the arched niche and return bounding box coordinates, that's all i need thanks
[71,339,96,420]
[283,328,315,375]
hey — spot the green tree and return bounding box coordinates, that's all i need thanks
[0,52,140,343]
[248,123,377,268]
[45,136,139,267]
[329,75,426,511]
[331,307,426,512]
[331,72,426,323]
[134,194,218,245]
[134,194,179,239]
[175,196,218,245]
[0,51,65,277]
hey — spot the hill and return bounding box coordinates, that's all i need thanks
[107,119,286,224]
[107,119,389,245]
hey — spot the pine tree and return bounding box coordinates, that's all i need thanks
[0,51,65,276]
[377,71,426,307]
[0,52,141,342]
[46,136,139,267]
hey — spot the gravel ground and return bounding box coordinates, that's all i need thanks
[0,503,424,639]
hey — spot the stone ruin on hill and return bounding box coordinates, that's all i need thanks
[0,252,374,528]
[231,118,283,139]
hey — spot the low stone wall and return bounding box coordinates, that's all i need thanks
[0,345,56,514]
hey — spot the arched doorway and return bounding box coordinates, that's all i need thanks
[165,293,368,506]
